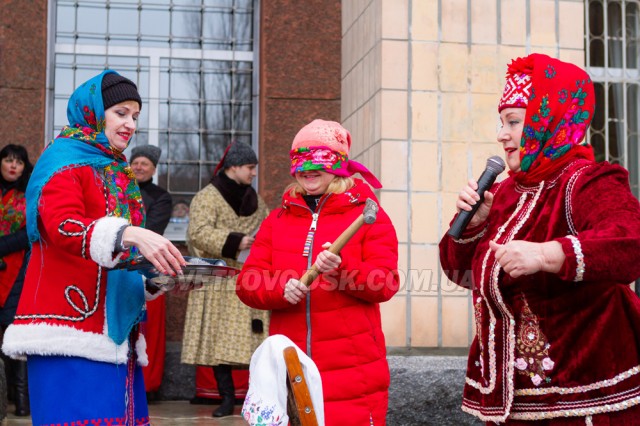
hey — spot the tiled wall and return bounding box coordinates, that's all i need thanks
[341,0,585,348]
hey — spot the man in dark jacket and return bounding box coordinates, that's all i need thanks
[131,145,172,234]
[130,144,172,400]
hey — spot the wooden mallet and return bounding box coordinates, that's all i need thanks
[299,198,379,287]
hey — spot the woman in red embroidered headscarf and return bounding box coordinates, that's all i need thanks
[440,53,640,424]
[236,119,399,426]
[0,144,33,417]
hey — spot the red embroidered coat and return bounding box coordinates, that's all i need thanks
[439,159,640,422]
[3,166,147,365]
[236,180,399,426]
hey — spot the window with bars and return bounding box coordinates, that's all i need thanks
[586,0,640,196]
[49,0,257,200]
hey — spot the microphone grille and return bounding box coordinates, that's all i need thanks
[486,155,506,174]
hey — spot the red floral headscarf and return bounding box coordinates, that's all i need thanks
[289,119,382,188]
[501,54,596,184]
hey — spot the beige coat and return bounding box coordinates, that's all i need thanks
[181,184,269,366]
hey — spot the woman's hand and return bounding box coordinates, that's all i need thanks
[314,242,341,273]
[456,179,494,228]
[283,278,309,304]
[239,235,255,251]
[122,226,186,276]
[489,240,565,278]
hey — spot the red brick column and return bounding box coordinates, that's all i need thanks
[258,0,342,208]
[0,0,48,162]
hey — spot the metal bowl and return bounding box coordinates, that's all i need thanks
[117,256,240,291]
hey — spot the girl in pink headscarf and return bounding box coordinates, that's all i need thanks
[237,119,399,425]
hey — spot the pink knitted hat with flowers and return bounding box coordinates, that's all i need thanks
[291,119,352,153]
[289,119,382,188]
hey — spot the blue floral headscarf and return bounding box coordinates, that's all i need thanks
[26,70,145,241]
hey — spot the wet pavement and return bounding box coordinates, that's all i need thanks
[3,401,248,425]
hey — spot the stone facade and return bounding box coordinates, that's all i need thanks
[342,0,586,349]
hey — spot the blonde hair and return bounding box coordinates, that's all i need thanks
[286,176,355,197]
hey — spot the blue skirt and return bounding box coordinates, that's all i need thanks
[27,354,149,425]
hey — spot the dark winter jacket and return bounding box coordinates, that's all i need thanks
[138,179,172,234]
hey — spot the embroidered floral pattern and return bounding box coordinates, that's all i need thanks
[567,235,585,282]
[515,364,640,396]
[242,394,285,426]
[104,165,144,228]
[473,297,486,375]
[64,112,143,228]
[290,146,348,175]
[544,64,556,79]
[0,190,26,236]
[51,74,144,261]
[505,54,595,176]
[515,296,554,386]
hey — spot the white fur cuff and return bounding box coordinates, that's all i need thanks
[90,216,130,268]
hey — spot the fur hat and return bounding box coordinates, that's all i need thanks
[213,142,258,175]
[102,72,142,111]
[130,145,161,167]
[224,142,258,168]
[291,119,351,154]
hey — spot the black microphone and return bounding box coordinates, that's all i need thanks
[447,156,506,239]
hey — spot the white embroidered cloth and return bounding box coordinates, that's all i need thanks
[241,334,324,425]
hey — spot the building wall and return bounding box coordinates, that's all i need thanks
[0,0,48,162]
[0,0,590,353]
[168,1,343,344]
[342,0,585,348]
[0,0,342,368]
[258,0,342,207]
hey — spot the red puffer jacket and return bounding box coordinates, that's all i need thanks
[237,179,399,425]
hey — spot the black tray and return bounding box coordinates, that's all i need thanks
[116,256,240,290]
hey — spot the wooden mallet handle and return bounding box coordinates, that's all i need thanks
[299,198,378,287]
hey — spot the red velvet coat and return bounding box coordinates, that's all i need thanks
[3,166,147,365]
[440,159,640,422]
[237,180,399,426]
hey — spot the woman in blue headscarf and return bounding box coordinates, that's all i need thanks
[2,71,186,425]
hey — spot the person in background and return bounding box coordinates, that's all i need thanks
[0,144,33,416]
[131,144,172,235]
[130,144,172,401]
[2,70,185,424]
[170,200,190,223]
[440,53,640,423]
[181,142,270,418]
[236,119,399,425]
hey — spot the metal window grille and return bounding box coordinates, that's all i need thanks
[585,0,640,197]
[48,0,258,200]
[586,0,640,295]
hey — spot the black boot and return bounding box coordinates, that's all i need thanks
[14,360,29,416]
[212,364,235,417]
[2,353,13,403]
